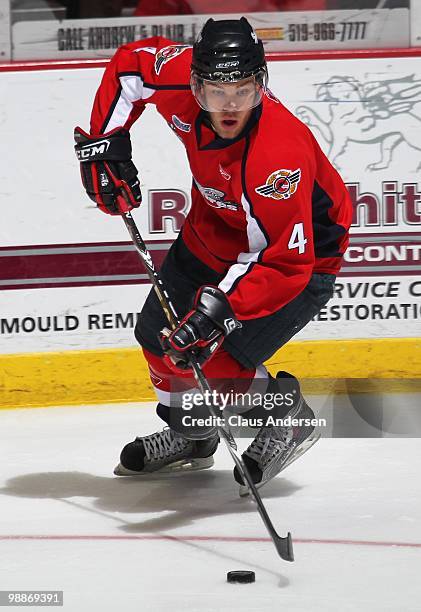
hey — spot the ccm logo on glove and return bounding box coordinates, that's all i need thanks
[74,126,142,215]
[76,138,111,159]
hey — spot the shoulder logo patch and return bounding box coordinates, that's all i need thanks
[154,45,190,75]
[172,114,191,132]
[255,168,301,200]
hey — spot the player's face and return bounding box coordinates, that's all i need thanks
[208,107,253,139]
[202,78,259,112]
[202,78,257,139]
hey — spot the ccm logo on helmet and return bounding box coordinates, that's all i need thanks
[216,60,240,69]
[76,139,111,160]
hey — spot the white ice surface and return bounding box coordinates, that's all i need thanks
[0,402,420,612]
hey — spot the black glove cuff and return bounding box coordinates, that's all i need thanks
[195,287,242,336]
[75,128,132,163]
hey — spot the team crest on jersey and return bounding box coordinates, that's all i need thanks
[255,168,301,200]
[154,45,189,75]
[195,179,238,211]
[219,163,231,181]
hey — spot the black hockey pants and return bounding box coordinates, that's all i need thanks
[135,235,336,369]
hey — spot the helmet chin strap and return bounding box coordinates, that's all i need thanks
[209,117,217,133]
[208,116,223,136]
[205,114,226,138]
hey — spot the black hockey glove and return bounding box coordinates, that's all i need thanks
[160,286,242,371]
[74,126,142,215]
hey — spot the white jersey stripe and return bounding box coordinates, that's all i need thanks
[219,193,267,294]
[104,74,154,132]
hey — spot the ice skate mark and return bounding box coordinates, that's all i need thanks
[0,534,420,548]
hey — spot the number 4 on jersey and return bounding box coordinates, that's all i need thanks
[288,222,307,254]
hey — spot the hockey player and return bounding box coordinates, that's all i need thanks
[75,17,352,494]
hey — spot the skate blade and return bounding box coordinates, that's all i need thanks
[238,479,265,498]
[238,432,321,498]
[280,432,321,472]
[114,455,214,477]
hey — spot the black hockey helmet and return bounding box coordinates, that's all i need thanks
[192,17,266,82]
[191,18,268,111]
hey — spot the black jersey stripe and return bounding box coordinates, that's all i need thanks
[117,70,190,91]
[224,134,269,297]
[143,82,191,91]
[312,180,348,258]
[100,83,123,133]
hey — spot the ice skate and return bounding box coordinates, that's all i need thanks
[234,399,320,497]
[114,427,219,477]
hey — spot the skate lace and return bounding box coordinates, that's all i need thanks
[246,427,293,466]
[143,428,189,462]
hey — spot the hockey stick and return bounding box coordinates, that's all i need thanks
[121,209,294,562]
[121,210,236,452]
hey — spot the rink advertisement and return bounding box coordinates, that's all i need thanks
[0,52,420,393]
[11,9,409,61]
[0,4,11,60]
[410,0,421,46]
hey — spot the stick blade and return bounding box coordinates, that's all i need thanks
[275,532,294,562]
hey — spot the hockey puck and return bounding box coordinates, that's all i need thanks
[227,570,255,584]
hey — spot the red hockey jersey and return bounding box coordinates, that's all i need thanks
[90,38,352,319]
